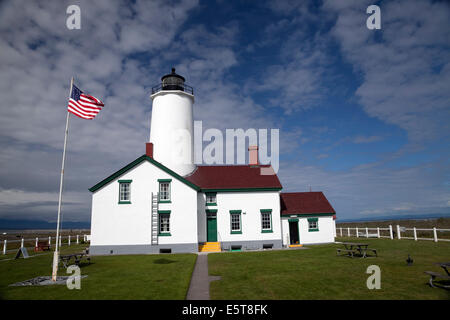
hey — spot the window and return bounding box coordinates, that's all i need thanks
[118,180,132,204]
[308,218,319,232]
[159,211,171,235]
[231,214,240,231]
[260,209,272,233]
[205,192,217,206]
[158,179,172,203]
[230,210,242,234]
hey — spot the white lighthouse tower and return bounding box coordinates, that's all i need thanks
[149,68,196,176]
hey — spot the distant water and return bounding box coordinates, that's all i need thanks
[0,219,90,231]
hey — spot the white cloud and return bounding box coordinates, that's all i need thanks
[279,159,450,219]
[0,189,83,207]
[0,0,448,224]
[323,0,450,145]
[0,0,199,221]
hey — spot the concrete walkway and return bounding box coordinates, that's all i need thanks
[186,252,221,300]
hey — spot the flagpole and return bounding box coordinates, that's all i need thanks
[52,77,73,281]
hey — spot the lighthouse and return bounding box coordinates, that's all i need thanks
[149,68,196,176]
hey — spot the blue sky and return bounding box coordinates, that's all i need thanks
[0,0,449,224]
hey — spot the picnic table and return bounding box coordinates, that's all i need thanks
[58,249,90,268]
[336,242,377,258]
[34,241,50,252]
[424,262,450,289]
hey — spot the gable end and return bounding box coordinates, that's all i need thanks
[88,155,201,193]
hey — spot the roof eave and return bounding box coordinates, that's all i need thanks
[88,155,201,193]
[200,187,282,193]
[281,212,336,217]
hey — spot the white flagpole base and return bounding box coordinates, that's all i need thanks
[51,250,59,281]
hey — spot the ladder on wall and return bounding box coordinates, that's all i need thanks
[151,192,159,245]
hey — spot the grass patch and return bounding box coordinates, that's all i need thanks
[0,244,197,300]
[208,238,450,299]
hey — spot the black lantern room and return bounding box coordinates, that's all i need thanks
[152,68,193,94]
[161,68,185,90]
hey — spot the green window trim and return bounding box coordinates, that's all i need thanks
[158,211,171,235]
[158,179,171,203]
[308,217,319,232]
[260,209,273,233]
[205,209,218,214]
[118,180,132,204]
[205,192,217,206]
[229,210,242,234]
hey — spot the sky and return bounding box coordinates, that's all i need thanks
[0,0,449,225]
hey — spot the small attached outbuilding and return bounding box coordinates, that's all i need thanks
[280,192,336,246]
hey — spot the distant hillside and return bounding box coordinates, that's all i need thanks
[0,219,90,230]
[337,213,450,223]
[336,217,450,229]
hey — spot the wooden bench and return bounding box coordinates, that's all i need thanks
[34,241,50,252]
[424,271,450,289]
[336,249,354,258]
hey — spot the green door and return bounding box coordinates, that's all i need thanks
[207,217,217,242]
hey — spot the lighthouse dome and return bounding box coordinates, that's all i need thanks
[161,68,185,91]
[152,68,193,95]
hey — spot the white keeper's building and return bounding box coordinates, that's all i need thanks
[89,69,336,255]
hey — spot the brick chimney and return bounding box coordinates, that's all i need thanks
[248,145,258,166]
[146,142,153,158]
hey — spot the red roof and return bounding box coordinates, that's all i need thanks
[280,192,335,215]
[185,165,282,190]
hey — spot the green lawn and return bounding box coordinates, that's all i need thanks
[0,244,197,300]
[2,239,449,300]
[208,238,450,299]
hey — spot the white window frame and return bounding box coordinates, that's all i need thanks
[118,180,132,203]
[159,213,170,233]
[261,212,272,230]
[158,180,171,202]
[230,212,241,233]
[308,219,318,231]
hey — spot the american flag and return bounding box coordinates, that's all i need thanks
[67,84,104,120]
